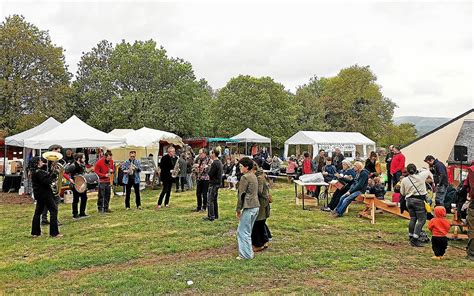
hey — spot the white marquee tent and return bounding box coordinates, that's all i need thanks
[109,127,183,161]
[284,131,376,159]
[109,129,135,137]
[24,116,126,149]
[231,128,272,155]
[5,117,61,147]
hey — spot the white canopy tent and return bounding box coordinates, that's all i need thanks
[5,117,61,147]
[284,131,376,160]
[109,129,135,137]
[109,127,183,161]
[24,115,126,149]
[231,128,272,155]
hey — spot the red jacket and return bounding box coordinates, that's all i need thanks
[428,206,451,237]
[467,163,474,200]
[390,152,405,175]
[94,157,114,184]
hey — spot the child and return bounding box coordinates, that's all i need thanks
[369,177,386,200]
[322,157,337,183]
[392,176,403,203]
[427,206,451,260]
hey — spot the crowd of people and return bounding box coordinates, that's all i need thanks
[27,142,474,261]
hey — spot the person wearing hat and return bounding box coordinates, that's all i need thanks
[30,156,61,238]
[424,155,448,206]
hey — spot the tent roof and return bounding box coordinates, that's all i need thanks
[230,128,271,143]
[285,131,375,145]
[121,127,183,147]
[109,129,135,137]
[5,117,61,147]
[24,116,126,149]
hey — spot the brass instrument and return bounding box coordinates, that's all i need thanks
[42,151,65,195]
[128,162,137,176]
[171,157,180,178]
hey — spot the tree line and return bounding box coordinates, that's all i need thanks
[0,15,417,149]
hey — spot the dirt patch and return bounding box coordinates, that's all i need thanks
[0,192,33,204]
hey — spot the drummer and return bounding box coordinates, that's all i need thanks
[66,153,89,219]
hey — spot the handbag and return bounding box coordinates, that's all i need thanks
[407,176,434,220]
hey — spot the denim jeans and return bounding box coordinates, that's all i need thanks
[406,197,426,238]
[435,185,447,206]
[237,207,259,259]
[186,174,193,190]
[335,191,362,216]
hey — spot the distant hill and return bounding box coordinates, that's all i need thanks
[394,116,451,136]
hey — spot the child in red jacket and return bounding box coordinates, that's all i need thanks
[428,206,451,260]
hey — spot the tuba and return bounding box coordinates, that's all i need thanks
[42,151,65,196]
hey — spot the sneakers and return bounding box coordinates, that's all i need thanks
[137,206,143,210]
[51,233,63,238]
[320,207,331,212]
[202,217,214,222]
[73,215,80,219]
[79,214,89,218]
[126,207,131,210]
[165,205,169,208]
[431,256,443,260]
[156,205,162,209]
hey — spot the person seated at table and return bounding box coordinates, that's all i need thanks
[365,151,379,178]
[269,155,281,176]
[262,156,272,171]
[286,156,298,180]
[321,160,356,212]
[332,161,369,217]
[322,157,337,183]
[368,176,385,200]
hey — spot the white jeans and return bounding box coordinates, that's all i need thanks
[237,207,259,259]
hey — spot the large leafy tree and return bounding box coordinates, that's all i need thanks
[320,65,396,142]
[73,40,211,136]
[213,75,298,147]
[378,122,418,148]
[294,75,328,131]
[0,15,71,135]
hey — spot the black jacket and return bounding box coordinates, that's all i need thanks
[208,159,223,186]
[159,154,175,182]
[66,161,85,178]
[32,169,54,201]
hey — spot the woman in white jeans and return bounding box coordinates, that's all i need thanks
[236,157,260,260]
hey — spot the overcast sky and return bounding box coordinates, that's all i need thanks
[2,0,473,118]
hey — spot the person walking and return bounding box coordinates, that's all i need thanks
[236,157,260,260]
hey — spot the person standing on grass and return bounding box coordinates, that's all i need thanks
[157,147,176,209]
[428,206,451,260]
[194,148,211,212]
[177,153,188,192]
[400,164,432,247]
[41,144,62,226]
[204,149,223,221]
[385,145,394,191]
[122,151,142,210]
[390,146,405,189]
[424,155,449,206]
[95,151,114,213]
[66,153,89,218]
[236,157,260,260]
[252,163,271,252]
[30,156,61,238]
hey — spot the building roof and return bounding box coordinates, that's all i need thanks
[448,119,474,163]
[402,108,474,148]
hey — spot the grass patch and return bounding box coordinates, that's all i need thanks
[0,183,473,294]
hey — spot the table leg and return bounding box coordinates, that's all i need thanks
[294,182,298,206]
[302,185,305,210]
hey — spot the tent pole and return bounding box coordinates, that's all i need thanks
[245,141,248,156]
[269,141,272,157]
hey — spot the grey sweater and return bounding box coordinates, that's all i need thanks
[236,172,260,211]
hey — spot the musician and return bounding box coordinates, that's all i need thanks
[194,148,211,212]
[94,151,114,213]
[30,156,61,238]
[41,144,63,226]
[157,146,176,209]
[122,151,142,210]
[66,153,88,218]
[64,149,74,164]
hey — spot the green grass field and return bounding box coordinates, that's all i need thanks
[0,183,473,295]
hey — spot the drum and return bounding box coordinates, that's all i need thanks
[74,173,99,193]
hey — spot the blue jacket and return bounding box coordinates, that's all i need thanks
[349,169,369,194]
[122,159,142,184]
[323,164,338,182]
